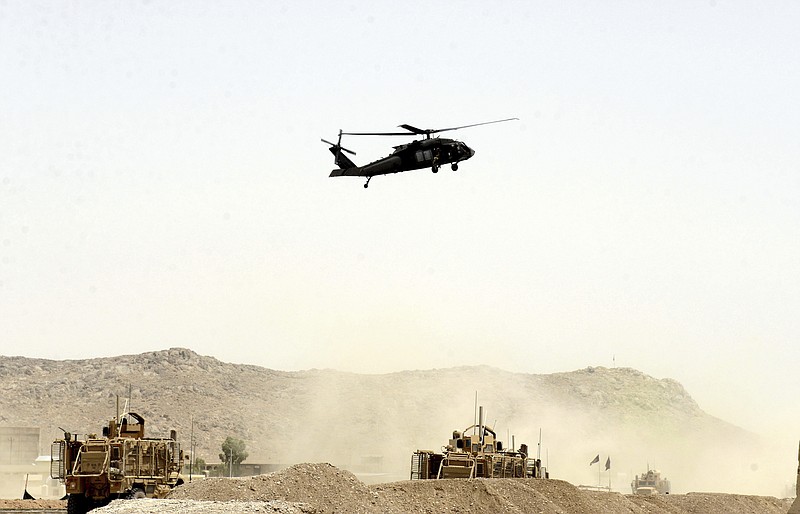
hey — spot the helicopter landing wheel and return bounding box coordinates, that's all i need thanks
[364,177,372,188]
[451,163,459,171]
[432,165,439,174]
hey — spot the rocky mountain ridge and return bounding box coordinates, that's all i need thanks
[0,348,782,495]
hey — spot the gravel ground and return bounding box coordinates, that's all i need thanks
[13,463,792,514]
[93,499,312,513]
[0,498,66,510]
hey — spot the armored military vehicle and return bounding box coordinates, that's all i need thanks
[631,468,671,495]
[50,411,185,513]
[410,407,548,480]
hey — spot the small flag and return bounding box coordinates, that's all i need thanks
[605,457,611,470]
[589,454,600,466]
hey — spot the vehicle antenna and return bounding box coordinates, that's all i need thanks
[478,406,484,445]
[538,428,542,460]
[473,391,478,436]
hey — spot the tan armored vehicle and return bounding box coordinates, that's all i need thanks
[50,411,185,513]
[631,468,670,495]
[411,407,548,480]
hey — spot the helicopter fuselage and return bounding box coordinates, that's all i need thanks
[330,137,474,179]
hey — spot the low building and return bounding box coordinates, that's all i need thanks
[0,427,64,499]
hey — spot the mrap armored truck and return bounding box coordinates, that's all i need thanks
[631,468,671,495]
[50,411,185,513]
[411,407,548,480]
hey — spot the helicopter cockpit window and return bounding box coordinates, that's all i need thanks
[423,150,432,161]
[415,151,424,162]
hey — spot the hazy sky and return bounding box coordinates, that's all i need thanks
[1,1,798,438]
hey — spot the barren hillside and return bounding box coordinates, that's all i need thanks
[0,348,790,495]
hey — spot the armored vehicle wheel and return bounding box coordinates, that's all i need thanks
[67,493,88,514]
[129,487,146,499]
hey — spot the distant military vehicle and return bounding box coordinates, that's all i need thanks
[410,406,548,480]
[631,468,670,495]
[788,441,800,514]
[50,410,185,513]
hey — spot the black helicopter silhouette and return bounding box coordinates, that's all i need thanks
[322,118,518,188]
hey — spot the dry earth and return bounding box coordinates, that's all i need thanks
[0,498,65,510]
[1,463,793,513]
[80,463,791,514]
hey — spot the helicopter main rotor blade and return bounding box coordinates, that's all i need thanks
[431,117,519,134]
[341,131,413,136]
[398,124,426,134]
[320,138,356,155]
[341,118,519,138]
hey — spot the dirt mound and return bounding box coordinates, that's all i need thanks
[374,478,654,513]
[159,463,793,514]
[628,491,793,512]
[95,499,313,513]
[5,463,793,513]
[168,463,375,513]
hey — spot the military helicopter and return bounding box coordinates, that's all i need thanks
[322,118,518,188]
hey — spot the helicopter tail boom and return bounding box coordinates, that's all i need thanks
[329,167,363,177]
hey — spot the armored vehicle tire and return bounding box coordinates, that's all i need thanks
[129,487,146,499]
[67,493,88,514]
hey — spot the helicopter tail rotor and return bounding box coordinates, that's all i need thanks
[322,130,357,170]
[320,139,356,156]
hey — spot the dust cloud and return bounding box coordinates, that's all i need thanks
[254,366,794,497]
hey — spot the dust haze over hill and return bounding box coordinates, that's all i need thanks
[0,348,794,498]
